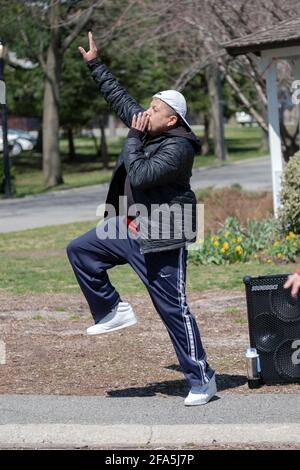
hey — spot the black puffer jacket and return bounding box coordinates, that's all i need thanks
[88,60,201,254]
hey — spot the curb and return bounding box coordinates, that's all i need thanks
[0,423,299,448]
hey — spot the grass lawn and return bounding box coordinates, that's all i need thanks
[193,125,266,169]
[6,137,121,198]
[0,219,296,296]
[2,125,266,198]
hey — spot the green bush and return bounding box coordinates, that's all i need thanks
[0,159,15,194]
[188,216,300,265]
[278,151,300,234]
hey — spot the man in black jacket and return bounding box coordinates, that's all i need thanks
[67,32,216,406]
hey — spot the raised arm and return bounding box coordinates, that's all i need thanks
[79,32,144,128]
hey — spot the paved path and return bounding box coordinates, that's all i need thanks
[0,393,299,448]
[0,157,272,233]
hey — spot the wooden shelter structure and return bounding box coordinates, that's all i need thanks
[224,17,300,215]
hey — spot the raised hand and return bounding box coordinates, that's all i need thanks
[78,31,98,62]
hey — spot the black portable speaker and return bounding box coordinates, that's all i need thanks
[243,273,300,384]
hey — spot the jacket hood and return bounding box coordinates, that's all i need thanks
[164,126,202,153]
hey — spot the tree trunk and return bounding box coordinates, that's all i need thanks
[108,114,117,138]
[201,113,210,155]
[91,131,99,155]
[259,105,269,153]
[99,117,109,169]
[42,2,63,187]
[279,106,299,162]
[206,64,227,161]
[67,126,76,160]
[221,65,268,134]
[260,129,269,153]
[36,126,43,153]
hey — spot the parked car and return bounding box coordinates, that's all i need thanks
[0,137,15,154]
[0,127,36,155]
[0,129,18,154]
[235,111,256,126]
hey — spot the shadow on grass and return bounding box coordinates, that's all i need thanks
[107,368,247,397]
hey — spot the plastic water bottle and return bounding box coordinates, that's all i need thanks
[245,347,262,388]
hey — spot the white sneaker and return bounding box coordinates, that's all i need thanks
[86,301,137,335]
[184,374,217,406]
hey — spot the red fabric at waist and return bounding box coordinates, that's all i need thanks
[125,216,139,234]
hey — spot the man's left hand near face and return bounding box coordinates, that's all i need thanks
[131,112,150,132]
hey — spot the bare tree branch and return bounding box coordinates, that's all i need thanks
[62,2,103,54]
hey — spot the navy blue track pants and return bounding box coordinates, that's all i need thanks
[67,216,214,387]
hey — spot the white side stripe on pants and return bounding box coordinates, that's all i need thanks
[178,248,210,384]
[178,248,196,362]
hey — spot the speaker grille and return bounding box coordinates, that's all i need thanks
[271,287,300,322]
[244,274,300,384]
[254,313,284,353]
[274,339,300,380]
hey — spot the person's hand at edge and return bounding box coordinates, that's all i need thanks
[284,271,300,298]
[78,31,98,62]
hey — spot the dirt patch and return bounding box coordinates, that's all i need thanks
[0,289,299,396]
[200,188,273,234]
